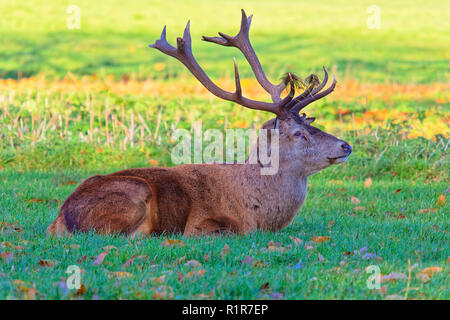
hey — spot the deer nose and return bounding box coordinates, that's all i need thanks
[341,143,352,154]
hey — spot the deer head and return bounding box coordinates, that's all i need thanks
[150,9,352,177]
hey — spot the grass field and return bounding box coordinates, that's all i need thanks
[0,0,449,299]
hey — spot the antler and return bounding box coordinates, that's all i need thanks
[288,67,337,114]
[149,9,335,118]
[202,9,287,103]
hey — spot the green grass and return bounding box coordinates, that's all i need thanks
[1,0,449,82]
[0,0,449,300]
[0,168,448,299]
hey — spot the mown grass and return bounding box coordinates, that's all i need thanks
[1,0,449,82]
[0,168,448,299]
[0,0,449,300]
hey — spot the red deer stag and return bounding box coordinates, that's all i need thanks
[47,10,352,237]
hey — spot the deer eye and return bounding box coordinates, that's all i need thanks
[294,131,309,141]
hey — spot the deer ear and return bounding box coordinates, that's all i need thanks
[303,117,316,125]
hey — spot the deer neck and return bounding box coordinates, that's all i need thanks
[233,162,308,231]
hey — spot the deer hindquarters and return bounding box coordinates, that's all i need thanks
[47,175,155,236]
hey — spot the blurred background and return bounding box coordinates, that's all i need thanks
[0,0,448,177]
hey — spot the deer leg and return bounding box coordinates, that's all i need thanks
[183,216,240,237]
[49,175,154,236]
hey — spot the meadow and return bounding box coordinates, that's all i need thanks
[0,0,448,299]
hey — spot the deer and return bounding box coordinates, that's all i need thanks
[47,10,352,237]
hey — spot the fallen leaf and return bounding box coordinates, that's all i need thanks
[187,269,206,278]
[160,239,185,247]
[39,259,57,267]
[15,283,37,300]
[416,266,442,282]
[311,236,330,243]
[61,180,78,186]
[29,198,45,203]
[351,196,360,204]
[74,284,87,297]
[328,219,335,228]
[364,177,373,188]
[153,285,173,299]
[92,252,108,266]
[151,275,166,284]
[353,206,366,212]
[417,208,437,214]
[380,286,388,294]
[194,291,215,299]
[290,237,303,246]
[111,271,132,279]
[184,260,202,268]
[0,251,13,262]
[242,255,254,265]
[393,188,402,194]
[102,245,117,252]
[381,272,407,283]
[436,194,446,206]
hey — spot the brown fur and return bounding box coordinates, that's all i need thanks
[47,117,351,237]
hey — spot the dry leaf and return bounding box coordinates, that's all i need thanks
[153,285,173,299]
[380,272,407,283]
[242,255,254,265]
[75,284,87,297]
[351,196,360,204]
[151,275,166,284]
[328,219,335,228]
[185,260,202,267]
[0,251,13,262]
[364,177,373,188]
[92,252,108,266]
[436,194,446,206]
[290,237,303,246]
[29,198,45,203]
[417,208,437,214]
[102,245,117,252]
[39,259,57,267]
[160,239,185,247]
[111,271,132,279]
[353,206,366,212]
[61,180,78,186]
[311,236,330,243]
[416,266,442,282]
[187,269,206,278]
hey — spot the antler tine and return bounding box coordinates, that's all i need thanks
[285,67,329,110]
[202,9,286,103]
[149,21,294,116]
[290,74,337,114]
